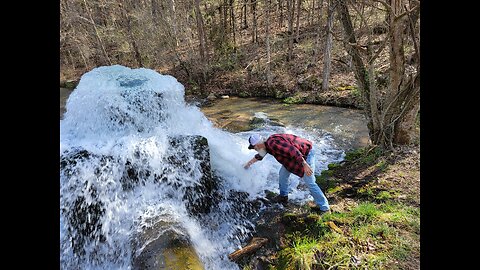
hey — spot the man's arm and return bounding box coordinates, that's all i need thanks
[244,156,259,169]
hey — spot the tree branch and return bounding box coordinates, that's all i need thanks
[368,36,389,64]
[372,0,392,13]
[406,4,420,62]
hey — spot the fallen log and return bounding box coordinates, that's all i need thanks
[228,237,269,261]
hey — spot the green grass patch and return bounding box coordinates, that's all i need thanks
[275,201,420,269]
[315,173,340,192]
[375,160,388,171]
[344,147,384,165]
[375,190,393,201]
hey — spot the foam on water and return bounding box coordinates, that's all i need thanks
[60,65,344,269]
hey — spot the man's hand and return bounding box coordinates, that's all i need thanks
[303,162,313,176]
[244,157,257,169]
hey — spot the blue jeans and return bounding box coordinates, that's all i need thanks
[278,146,330,211]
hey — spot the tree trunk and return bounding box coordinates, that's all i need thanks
[266,0,272,87]
[278,0,284,28]
[251,0,258,43]
[242,0,248,29]
[337,0,374,141]
[287,0,295,60]
[171,0,179,47]
[308,0,313,26]
[312,0,324,62]
[230,0,236,46]
[337,0,369,101]
[321,0,335,91]
[223,0,228,32]
[295,0,301,43]
[337,0,420,148]
[194,0,207,64]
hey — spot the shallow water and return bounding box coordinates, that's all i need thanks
[200,97,370,150]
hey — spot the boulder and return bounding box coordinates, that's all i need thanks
[132,219,204,270]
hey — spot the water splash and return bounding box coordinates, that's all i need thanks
[60,65,344,269]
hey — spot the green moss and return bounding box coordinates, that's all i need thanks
[164,245,204,270]
[357,186,376,198]
[283,95,304,104]
[375,190,392,201]
[238,91,250,97]
[344,148,366,161]
[327,162,341,170]
[344,147,384,165]
[375,160,388,171]
[327,185,344,194]
[335,85,357,91]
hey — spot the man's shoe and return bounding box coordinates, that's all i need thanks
[271,195,288,204]
[306,201,331,215]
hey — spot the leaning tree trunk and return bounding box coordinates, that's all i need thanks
[337,0,420,149]
[382,0,420,147]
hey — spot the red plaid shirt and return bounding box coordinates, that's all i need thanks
[255,134,313,177]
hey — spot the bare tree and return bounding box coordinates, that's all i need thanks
[337,0,420,148]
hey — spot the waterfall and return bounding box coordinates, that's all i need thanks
[60,65,344,269]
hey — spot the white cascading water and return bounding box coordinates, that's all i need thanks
[60,65,345,269]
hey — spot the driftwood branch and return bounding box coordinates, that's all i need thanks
[228,237,268,261]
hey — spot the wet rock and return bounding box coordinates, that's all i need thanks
[60,135,220,257]
[223,119,255,132]
[60,149,113,256]
[250,116,285,129]
[60,79,79,89]
[132,222,204,270]
[206,93,216,101]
